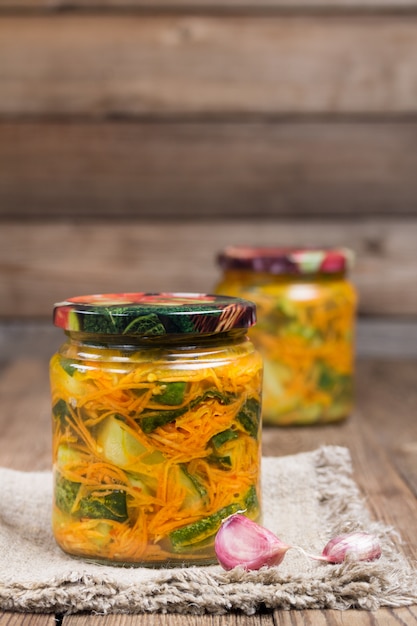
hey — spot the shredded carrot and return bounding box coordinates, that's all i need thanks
[50,339,262,564]
[218,276,356,425]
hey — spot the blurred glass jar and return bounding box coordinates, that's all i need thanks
[215,247,357,426]
[50,292,262,567]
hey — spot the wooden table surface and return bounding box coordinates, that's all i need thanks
[1,326,416,626]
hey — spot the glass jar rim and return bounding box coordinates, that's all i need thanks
[217,246,354,275]
[53,292,256,336]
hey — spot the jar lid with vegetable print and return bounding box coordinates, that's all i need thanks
[217,246,354,275]
[53,292,257,336]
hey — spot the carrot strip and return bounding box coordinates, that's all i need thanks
[50,341,262,563]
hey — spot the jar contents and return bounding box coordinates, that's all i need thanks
[216,247,357,426]
[50,293,262,566]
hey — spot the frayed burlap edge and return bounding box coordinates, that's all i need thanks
[1,445,416,615]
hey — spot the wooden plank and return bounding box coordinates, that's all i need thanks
[356,320,417,358]
[61,612,417,626]
[273,607,417,625]
[0,615,56,626]
[2,121,417,219]
[0,323,62,363]
[2,0,417,10]
[0,358,52,470]
[1,16,417,116]
[355,359,417,453]
[354,359,417,497]
[394,443,417,498]
[0,218,416,317]
[62,614,274,625]
[354,359,417,501]
[56,605,417,626]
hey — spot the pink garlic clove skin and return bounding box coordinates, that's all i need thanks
[321,532,382,564]
[214,513,291,571]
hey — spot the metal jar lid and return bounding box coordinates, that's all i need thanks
[217,246,354,275]
[53,292,256,336]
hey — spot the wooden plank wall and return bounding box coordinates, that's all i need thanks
[0,1,417,319]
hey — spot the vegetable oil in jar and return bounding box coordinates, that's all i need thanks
[50,292,262,567]
[215,247,357,426]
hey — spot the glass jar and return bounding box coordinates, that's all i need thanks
[50,292,262,567]
[215,247,357,426]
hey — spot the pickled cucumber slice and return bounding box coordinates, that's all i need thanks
[139,389,234,433]
[210,429,238,449]
[96,414,164,467]
[55,474,128,522]
[178,465,208,509]
[56,443,87,467]
[157,381,187,405]
[169,502,241,551]
[236,398,260,439]
[52,399,71,426]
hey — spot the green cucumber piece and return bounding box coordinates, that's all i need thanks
[56,444,86,467]
[78,489,128,521]
[178,465,208,509]
[210,429,238,449]
[157,381,187,406]
[206,454,232,469]
[97,414,164,467]
[52,399,71,425]
[139,407,188,434]
[138,389,235,434]
[60,358,78,376]
[169,502,241,551]
[244,484,259,513]
[128,472,157,495]
[55,474,80,515]
[236,397,261,439]
[55,474,128,522]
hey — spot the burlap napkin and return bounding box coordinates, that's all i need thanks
[1,445,416,615]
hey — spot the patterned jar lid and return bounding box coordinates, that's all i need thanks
[53,292,256,336]
[217,246,354,275]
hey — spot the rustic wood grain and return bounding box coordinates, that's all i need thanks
[0,219,416,317]
[354,359,417,497]
[394,444,417,499]
[1,121,417,219]
[62,615,274,625]
[355,320,417,358]
[355,359,417,454]
[1,15,417,116]
[0,358,52,471]
[57,605,417,626]
[0,614,55,625]
[272,606,417,624]
[2,0,417,9]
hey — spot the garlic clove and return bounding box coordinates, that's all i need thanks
[214,513,291,571]
[320,532,382,564]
